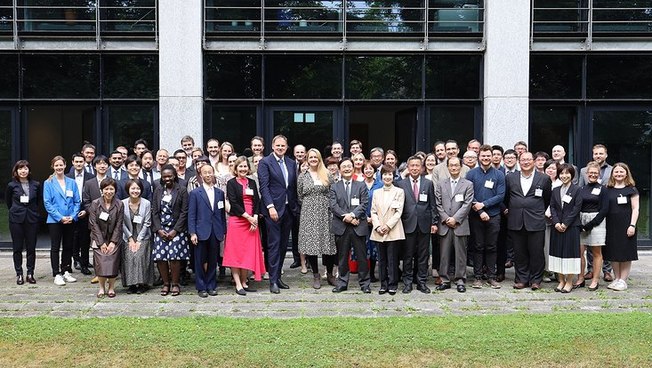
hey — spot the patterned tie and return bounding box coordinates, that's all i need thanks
[113,170,119,180]
[278,158,288,187]
[345,181,351,207]
[412,179,419,201]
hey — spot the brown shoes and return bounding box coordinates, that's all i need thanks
[530,283,541,291]
[513,282,527,289]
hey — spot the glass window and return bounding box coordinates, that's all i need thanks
[587,56,652,99]
[205,54,262,99]
[273,110,333,153]
[429,106,476,148]
[347,0,423,33]
[103,54,158,99]
[265,55,341,99]
[206,0,261,33]
[346,56,422,99]
[593,110,651,239]
[425,55,481,99]
[529,106,577,163]
[209,106,257,153]
[429,0,483,33]
[0,109,12,242]
[0,0,13,35]
[22,54,100,99]
[530,55,583,99]
[99,0,156,33]
[263,0,341,33]
[593,0,652,33]
[532,0,586,33]
[18,0,96,32]
[0,54,19,99]
[107,105,156,151]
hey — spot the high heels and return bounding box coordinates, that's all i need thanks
[572,280,585,289]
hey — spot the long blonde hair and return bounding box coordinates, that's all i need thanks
[307,148,330,186]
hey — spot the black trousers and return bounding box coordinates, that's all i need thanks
[509,228,545,285]
[470,214,501,279]
[335,226,370,288]
[10,222,39,275]
[264,211,293,285]
[49,222,75,276]
[72,218,91,267]
[377,240,400,290]
[194,234,219,292]
[402,230,430,286]
[430,233,440,272]
[496,213,510,276]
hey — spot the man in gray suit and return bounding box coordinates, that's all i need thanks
[435,157,474,293]
[432,140,471,184]
[397,155,438,294]
[330,158,371,293]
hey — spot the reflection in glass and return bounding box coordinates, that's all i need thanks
[529,106,576,163]
[530,55,582,99]
[266,55,341,99]
[264,0,341,32]
[107,105,155,150]
[593,110,652,239]
[210,107,257,153]
[205,54,262,99]
[588,55,652,99]
[273,110,333,153]
[0,0,13,34]
[429,0,483,33]
[593,0,652,33]
[22,54,100,99]
[0,53,19,99]
[429,106,475,148]
[103,54,158,99]
[0,109,12,241]
[425,55,481,99]
[347,0,423,33]
[18,0,96,32]
[206,0,261,32]
[346,55,422,99]
[531,0,586,33]
[100,0,156,33]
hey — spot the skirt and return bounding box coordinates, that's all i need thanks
[580,212,606,246]
[93,244,121,278]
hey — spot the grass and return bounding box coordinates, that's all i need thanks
[0,312,650,367]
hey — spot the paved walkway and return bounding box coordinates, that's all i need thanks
[1,251,650,318]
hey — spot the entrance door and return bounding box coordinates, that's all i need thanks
[0,108,15,244]
[530,106,580,164]
[267,107,339,157]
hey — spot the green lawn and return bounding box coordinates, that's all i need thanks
[1,312,650,367]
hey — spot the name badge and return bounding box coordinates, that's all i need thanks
[66,190,74,198]
[391,201,400,209]
[454,194,464,202]
[162,194,172,203]
[99,212,109,221]
[351,197,360,206]
[419,193,428,202]
[133,215,143,224]
[534,188,543,197]
[20,195,29,204]
[217,201,224,209]
[562,194,572,204]
[245,188,254,196]
[484,180,494,189]
[313,179,322,186]
[591,188,601,196]
[617,196,627,205]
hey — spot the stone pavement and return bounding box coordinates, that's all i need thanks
[1,250,650,318]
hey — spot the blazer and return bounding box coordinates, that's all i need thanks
[578,163,613,187]
[432,158,470,184]
[88,197,124,247]
[188,185,226,241]
[5,179,42,224]
[66,170,94,201]
[227,177,260,217]
[122,197,152,243]
[43,176,81,223]
[504,171,552,232]
[82,176,104,211]
[108,167,128,181]
[550,184,583,228]
[257,153,299,218]
[330,179,369,237]
[370,185,405,242]
[435,177,474,236]
[397,175,438,234]
[116,177,153,202]
[151,182,188,234]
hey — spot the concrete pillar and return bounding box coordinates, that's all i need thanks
[158,0,203,151]
[483,1,531,149]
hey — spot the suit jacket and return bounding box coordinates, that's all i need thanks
[5,179,42,224]
[550,184,583,228]
[432,158,470,184]
[122,197,152,242]
[504,171,552,232]
[435,177,474,236]
[66,170,94,200]
[257,153,299,218]
[151,182,189,234]
[108,167,128,181]
[578,163,613,187]
[88,197,124,247]
[82,176,104,211]
[397,175,438,234]
[330,179,369,237]
[370,185,405,242]
[188,185,226,241]
[116,177,153,202]
[43,176,81,223]
[226,177,260,217]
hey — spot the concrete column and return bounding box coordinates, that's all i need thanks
[159,0,203,151]
[483,1,531,149]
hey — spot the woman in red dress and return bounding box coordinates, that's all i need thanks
[222,156,266,295]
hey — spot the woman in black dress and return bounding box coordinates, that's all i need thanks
[604,163,639,291]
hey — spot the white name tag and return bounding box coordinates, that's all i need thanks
[419,193,428,202]
[484,180,494,189]
[534,188,543,197]
[351,197,360,206]
[245,188,254,196]
[617,196,627,205]
[562,194,572,204]
[391,201,400,209]
[313,179,322,186]
[99,212,109,221]
[162,194,172,203]
[455,194,464,202]
[591,188,601,196]
[217,201,224,209]
[66,190,74,198]
[133,215,143,224]
[20,195,29,204]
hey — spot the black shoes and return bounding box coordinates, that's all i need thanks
[277,279,290,289]
[361,286,371,294]
[417,284,431,294]
[378,288,387,295]
[289,261,301,269]
[26,274,36,284]
[80,267,92,276]
[402,284,413,294]
[198,290,208,298]
[16,275,24,285]
[270,283,280,294]
[457,284,466,293]
[208,289,218,296]
[332,286,347,293]
[435,283,451,291]
[388,289,397,295]
[74,261,82,271]
[236,288,246,296]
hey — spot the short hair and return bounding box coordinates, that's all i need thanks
[71,152,84,161]
[447,157,461,167]
[271,134,288,145]
[503,149,516,157]
[350,139,362,148]
[339,157,353,168]
[445,139,459,148]
[124,178,144,194]
[173,149,186,157]
[557,163,576,179]
[380,164,395,176]
[385,149,398,160]
[251,136,264,145]
[593,144,607,152]
[81,143,96,152]
[492,145,504,154]
[100,177,117,191]
[467,139,481,147]
[331,141,342,147]
[585,161,601,172]
[12,160,31,181]
[159,164,178,183]
[514,141,528,149]
[432,140,445,150]
[109,150,123,158]
[325,156,340,166]
[463,151,477,158]
[370,147,384,156]
[406,155,423,165]
[535,151,550,160]
[479,144,493,153]
[124,155,142,168]
[141,150,153,159]
[543,159,557,171]
[134,138,148,148]
[191,147,204,156]
[93,155,108,166]
[180,135,195,145]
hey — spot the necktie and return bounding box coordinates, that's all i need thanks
[113,170,119,180]
[412,179,419,201]
[278,158,288,187]
[145,171,151,185]
[451,180,457,193]
[345,181,351,206]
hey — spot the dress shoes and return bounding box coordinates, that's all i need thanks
[269,283,280,294]
[327,275,337,286]
[26,275,36,284]
[80,267,92,276]
[74,261,82,271]
[416,284,431,294]
[236,288,246,296]
[572,281,585,289]
[243,286,257,292]
[513,282,527,289]
[378,287,388,295]
[402,284,413,294]
[289,261,301,269]
[208,289,218,296]
[198,290,208,298]
[504,260,513,269]
[388,289,397,295]
[587,283,599,291]
[435,283,451,291]
[603,272,614,282]
[16,275,24,285]
[277,279,290,289]
[496,274,505,282]
[530,283,541,291]
[456,284,466,293]
[332,286,347,293]
[361,286,371,293]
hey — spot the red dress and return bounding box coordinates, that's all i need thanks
[222,178,266,280]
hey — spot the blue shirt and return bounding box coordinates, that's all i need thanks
[466,166,505,217]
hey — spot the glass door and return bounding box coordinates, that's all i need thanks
[0,108,15,244]
[266,107,340,158]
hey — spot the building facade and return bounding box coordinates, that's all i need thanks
[0,0,650,246]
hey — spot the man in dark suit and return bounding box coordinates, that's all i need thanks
[188,164,226,298]
[258,135,299,294]
[330,158,370,293]
[67,153,95,275]
[117,155,153,202]
[504,151,552,290]
[397,155,438,294]
[108,150,128,181]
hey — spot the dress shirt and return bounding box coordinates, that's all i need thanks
[450,178,459,194]
[74,170,84,201]
[520,172,534,195]
[203,183,215,209]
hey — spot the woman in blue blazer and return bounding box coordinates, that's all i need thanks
[43,155,81,286]
[5,160,41,285]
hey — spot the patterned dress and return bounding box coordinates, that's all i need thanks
[152,198,189,261]
[297,171,336,256]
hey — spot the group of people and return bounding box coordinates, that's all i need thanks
[6,134,640,297]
